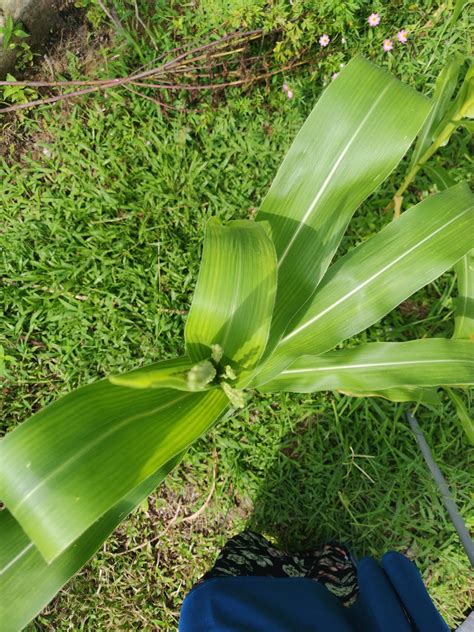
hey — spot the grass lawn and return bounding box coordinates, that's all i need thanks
[1,1,473,629]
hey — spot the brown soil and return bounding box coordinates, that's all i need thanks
[0,3,113,163]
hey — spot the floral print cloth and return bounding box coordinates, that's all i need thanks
[199,530,358,607]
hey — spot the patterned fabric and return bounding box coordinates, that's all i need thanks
[199,530,358,607]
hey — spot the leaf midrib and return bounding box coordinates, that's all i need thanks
[276,83,392,269]
[10,392,192,513]
[283,358,473,374]
[0,542,34,576]
[281,206,473,344]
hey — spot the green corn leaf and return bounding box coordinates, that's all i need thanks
[0,453,182,632]
[0,382,228,562]
[432,62,474,141]
[260,339,474,393]
[459,119,474,132]
[255,184,474,385]
[256,56,430,348]
[110,356,217,391]
[451,248,474,442]
[449,0,470,25]
[337,387,441,406]
[1,56,472,629]
[457,66,474,118]
[421,163,457,192]
[445,388,474,445]
[185,218,277,382]
[409,59,462,169]
[453,249,474,340]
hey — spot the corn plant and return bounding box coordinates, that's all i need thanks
[1,57,473,631]
[392,57,473,217]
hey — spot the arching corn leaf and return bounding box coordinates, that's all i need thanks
[409,59,462,169]
[422,163,457,191]
[453,249,474,340]
[445,388,474,445]
[260,339,474,393]
[257,56,430,348]
[0,453,182,632]
[0,381,228,562]
[254,184,474,385]
[185,219,277,384]
[337,387,441,406]
[450,249,474,443]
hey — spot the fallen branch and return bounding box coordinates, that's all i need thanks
[0,27,314,115]
[182,460,217,524]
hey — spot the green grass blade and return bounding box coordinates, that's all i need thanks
[453,249,474,340]
[0,381,228,562]
[185,218,277,381]
[409,60,462,169]
[255,184,474,384]
[257,56,430,347]
[260,339,474,393]
[0,453,182,632]
[449,0,470,25]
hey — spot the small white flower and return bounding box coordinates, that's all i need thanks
[319,34,330,47]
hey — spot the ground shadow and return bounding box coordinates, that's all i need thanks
[246,398,452,561]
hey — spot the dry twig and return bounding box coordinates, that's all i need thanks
[112,456,218,557]
[0,28,312,115]
[96,0,124,31]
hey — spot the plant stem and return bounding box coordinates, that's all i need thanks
[392,114,464,219]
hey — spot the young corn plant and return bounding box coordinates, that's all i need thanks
[392,57,473,217]
[1,56,473,631]
[390,56,474,441]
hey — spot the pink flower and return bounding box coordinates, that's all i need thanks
[397,29,408,43]
[282,83,293,98]
[332,72,339,80]
[368,13,380,27]
[319,34,330,47]
[383,39,393,52]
